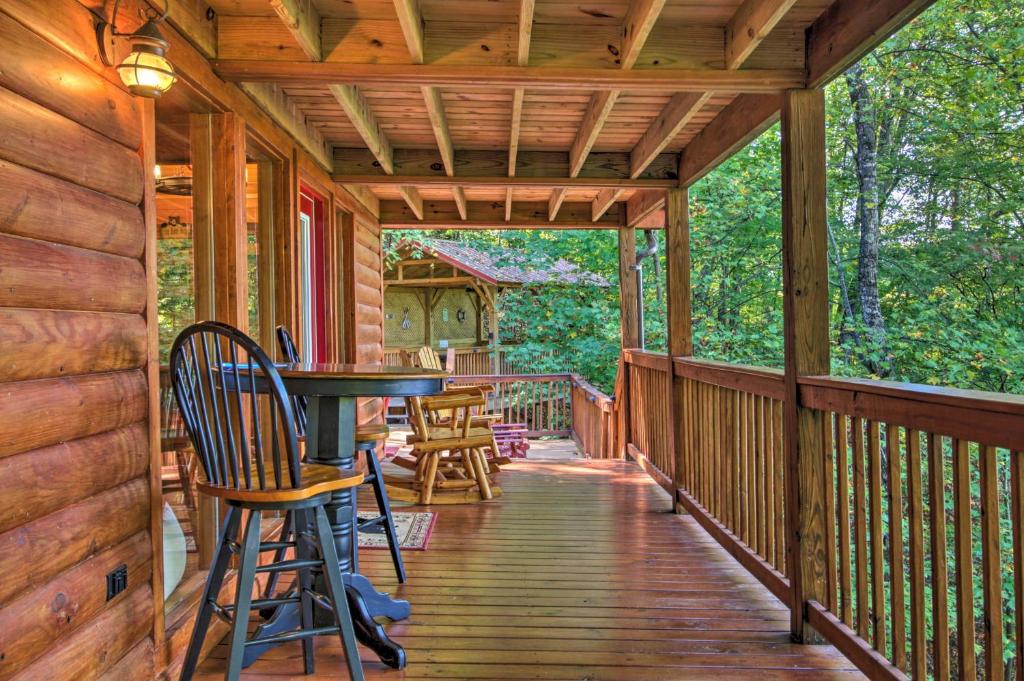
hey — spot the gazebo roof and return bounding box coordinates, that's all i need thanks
[395,238,611,287]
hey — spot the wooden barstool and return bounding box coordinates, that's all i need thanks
[170,321,365,681]
[276,326,407,582]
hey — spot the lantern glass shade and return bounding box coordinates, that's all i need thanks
[117,49,175,97]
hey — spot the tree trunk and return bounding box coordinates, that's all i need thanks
[846,63,891,377]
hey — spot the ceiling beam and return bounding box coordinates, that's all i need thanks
[269,0,322,62]
[391,0,424,64]
[239,82,331,169]
[630,92,712,179]
[381,200,630,230]
[548,190,567,222]
[333,148,681,183]
[329,83,422,217]
[334,175,678,190]
[678,93,780,187]
[627,189,666,227]
[508,0,537,222]
[807,0,936,87]
[725,0,799,70]
[214,62,806,93]
[552,0,667,220]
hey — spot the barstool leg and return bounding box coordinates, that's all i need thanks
[262,510,293,601]
[225,509,262,680]
[313,505,365,681]
[294,508,316,674]
[180,506,242,681]
[366,448,407,582]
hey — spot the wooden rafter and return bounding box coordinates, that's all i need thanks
[629,92,712,179]
[725,0,799,70]
[391,0,466,220]
[550,0,667,221]
[269,0,322,62]
[329,83,423,218]
[807,0,935,87]
[627,189,666,227]
[507,0,536,222]
[678,93,781,187]
[239,82,331,169]
[213,62,805,93]
[593,188,627,222]
[335,175,678,190]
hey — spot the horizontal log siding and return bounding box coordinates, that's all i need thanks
[0,3,154,679]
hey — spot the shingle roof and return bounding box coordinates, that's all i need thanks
[397,238,610,287]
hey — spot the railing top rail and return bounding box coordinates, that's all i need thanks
[800,374,1024,450]
[673,357,785,401]
[799,374,1024,417]
[570,374,615,410]
[449,373,572,383]
[622,348,672,371]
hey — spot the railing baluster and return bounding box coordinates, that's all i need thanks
[907,429,927,678]
[773,398,785,571]
[868,420,885,653]
[952,438,976,680]
[980,444,1005,681]
[853,417,869,640]
[928,432,950,679]
[823,412,836,612]
[837,413,853,627]
[886,424,907,672]
[1012,449,1024,681]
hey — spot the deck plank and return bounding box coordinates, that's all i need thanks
[196,459,864,680]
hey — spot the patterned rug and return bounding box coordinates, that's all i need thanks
[357,511,437,551]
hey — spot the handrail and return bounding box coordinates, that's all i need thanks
[800,374,1024,450]
[674,357,784,400]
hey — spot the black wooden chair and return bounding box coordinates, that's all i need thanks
[170,321,364,681]
[275,325,407,582]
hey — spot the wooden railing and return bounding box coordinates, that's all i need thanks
[801,376,1024,680]
[450,374,573,437]
[622,350,675,492]
[384,345,569,376]
[570,375,617,459]
[620,348,1024,680]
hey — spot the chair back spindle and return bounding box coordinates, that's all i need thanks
[276,325,308,436]
[170,321,303,493]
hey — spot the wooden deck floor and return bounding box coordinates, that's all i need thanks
[197,459,864,680]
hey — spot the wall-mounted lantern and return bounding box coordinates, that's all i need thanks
[97,0,176,98]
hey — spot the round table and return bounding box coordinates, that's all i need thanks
[240,363,445,670]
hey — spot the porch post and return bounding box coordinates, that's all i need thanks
[189,114,216,322]
[618,227,640,349]
[617,227,639,458]
[211,113,250,332]
[780,89,830,643]
[665,188,692,508]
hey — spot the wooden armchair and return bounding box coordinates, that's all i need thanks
[384,388,503,504]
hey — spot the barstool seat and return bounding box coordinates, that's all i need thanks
[198,464,363,503]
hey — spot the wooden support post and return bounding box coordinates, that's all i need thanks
[618,227,640,457]
[618,227,640,349]
[423,287,433,348]
[210,112,249,332]
[664,189,691,508]
[189,114,216,322]
[780,89,830,643]
[257,160,277,357]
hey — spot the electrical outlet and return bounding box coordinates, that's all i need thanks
[106,564,128,601]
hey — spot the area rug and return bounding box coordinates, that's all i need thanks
[357,511,436,551]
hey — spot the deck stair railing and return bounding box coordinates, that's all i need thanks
[620,348,1024,681]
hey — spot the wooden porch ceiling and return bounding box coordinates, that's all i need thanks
[191,0,934,229]
[196,459,867,679]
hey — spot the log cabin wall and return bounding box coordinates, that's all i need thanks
[350,212,387,422]
[0,2,387,678]
[0,4,156,679]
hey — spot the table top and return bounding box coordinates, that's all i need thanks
[220,362,447,398]
[272,363,447,381]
